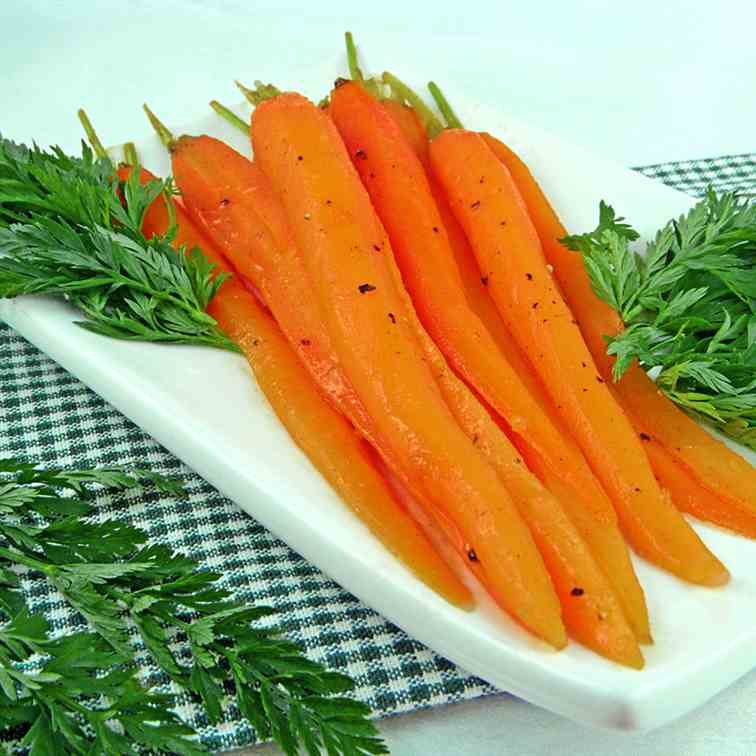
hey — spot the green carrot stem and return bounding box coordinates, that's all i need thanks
[381,72,444,139]
[345,31,363,80]
[123,142,138,167]
[428,81,464,129]
[235,80,281,107]
[210,100,249,133]
[142,104,177,151]
[77,109,109,160]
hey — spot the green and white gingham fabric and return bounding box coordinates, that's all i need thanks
[0,153,753,752]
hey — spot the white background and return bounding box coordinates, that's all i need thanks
[2,1,755,754]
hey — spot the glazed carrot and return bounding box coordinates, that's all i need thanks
[143,112,497,597]
[252,92,566,648]
[209,97,646,655]
[431,130,729,587]
[644,440,756,539]
[481,133,756,534]
[385,265,643,666]
[119,162,472,608]
[378,96,650,642]
[330,82,615,528]
[379,100,429,162]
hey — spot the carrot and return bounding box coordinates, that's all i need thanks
[119,162,473,608]
[143,112,498,599]
[331,82,646,655]
[481,133,756,535]
[644,440,756,539]
[252,91,566,648]
[430,129,729,587]
[377,97,650,642]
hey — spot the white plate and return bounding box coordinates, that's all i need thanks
[2,72,755,733]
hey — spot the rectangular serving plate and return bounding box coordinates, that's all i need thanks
[2,75,755,732]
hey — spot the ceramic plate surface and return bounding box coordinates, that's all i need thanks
[2,68,755,731]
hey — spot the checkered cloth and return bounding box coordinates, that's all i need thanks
[1,153,753,752]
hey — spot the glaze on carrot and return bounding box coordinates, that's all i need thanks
[119,164,473,608]
[154,131,497,596]
[481,133,756,538]
[378,100,650,642]
[252,92,566,648]
[430,130,729,587]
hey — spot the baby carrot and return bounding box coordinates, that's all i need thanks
[252,92,566,648]
[144,108,494,596]
[431,130,729,587]
[481,133,756,537]
[377,95,650,641]
[330,82,616,528]
[119,161,472,608]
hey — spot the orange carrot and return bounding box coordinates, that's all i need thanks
[644,440,756,539]
[120,163,473,608]
[431,129,729,587]
[331,82,647,656]
[252,92,566,648]
[150,130,499,597]
[481,133,756,536]
[330,82,617,528]
[378,99,650,642]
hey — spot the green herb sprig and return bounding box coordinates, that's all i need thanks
[0,137,239,353]
[563,191,756,448]
[0,458,387,755]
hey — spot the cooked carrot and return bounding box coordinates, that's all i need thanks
[481,133,756,535]
[252,92,566,648]
[644,440,756,539]
[431,129,729,587]
[207,97,646,654]
[144,116,495,598]
[331,82,617,528]
[120,162,472,608]
[378,97,650,642]
[379,100,429,162]
[386,265,643,665]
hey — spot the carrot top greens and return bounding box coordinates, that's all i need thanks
[564,192,756,449]
[0,136,239,353]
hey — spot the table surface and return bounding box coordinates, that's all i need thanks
[3,1,755,753]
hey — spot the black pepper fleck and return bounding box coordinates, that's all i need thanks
[358,283,376,294]
[571,587,584,597]
[467,548,479,562]
[526,273,533,280]
[532,302,539,309]
[432,226,439,233]
[640,433,651,441]
[300,339,311,346]
[220,198,230,207]
[470,200,481,210]
[297,155,303,161]
[481,275,489,286]
[388,312,396,323]
[355,148,368,160]
[596,376,605,383]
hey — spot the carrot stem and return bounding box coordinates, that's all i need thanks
[381,72,443,139]
[428,82,463,129]
[142,104,176,151]
[235,80,282,107]
[345,31,363,81]
[210,100,249,133]
[123,142,138,166]
[77,108,109,160]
